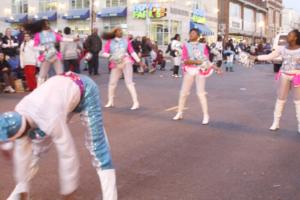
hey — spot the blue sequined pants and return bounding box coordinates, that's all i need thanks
[75,75,114,170]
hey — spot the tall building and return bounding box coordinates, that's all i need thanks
[218,0,268,43]
[264,0,283,40]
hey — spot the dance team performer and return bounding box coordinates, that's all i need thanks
[173,28,222,124]
[102,27,146,110]
[24,20,79,86]
[0,72,117,200]
[254,29,300,133]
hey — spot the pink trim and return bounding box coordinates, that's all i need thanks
[104,40,111,53]
[204,45,209,58]
[55,33,62,43]
[34,33,40,46]
[182,44,188,61]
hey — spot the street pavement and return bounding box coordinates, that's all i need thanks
[1,62,300,200]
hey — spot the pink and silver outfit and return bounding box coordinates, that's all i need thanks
[34,31,65,86]
[103,38,141,109]
[258,47,300,133]
[173,42,212,124]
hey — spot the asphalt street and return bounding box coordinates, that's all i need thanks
[1,62,300,200]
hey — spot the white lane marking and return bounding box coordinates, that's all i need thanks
[165,106,188,112]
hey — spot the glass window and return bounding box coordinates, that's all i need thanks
[106,0,127,7]
[12,0,28,14]
[102,17,127,33]
[39,0,57,12]
[244,7,255,32]
[150,20,169,46]
[229,2,241,18]
[70,0,90,9]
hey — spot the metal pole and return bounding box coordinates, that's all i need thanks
[91,0,95,34]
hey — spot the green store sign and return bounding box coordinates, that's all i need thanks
[191,9,207,24]
[133,4,167,19]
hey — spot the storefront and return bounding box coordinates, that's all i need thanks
[62,9,90,34]
[97,6,127,33]
[127,3,189,47]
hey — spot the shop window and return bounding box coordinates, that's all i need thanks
[103,17,128,33]
[150,20,169,46]
[12,0,28,14]
[39,0,57,12]
[106,0,127,7]
[70,0,90,9]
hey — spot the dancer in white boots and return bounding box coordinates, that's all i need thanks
[173,28,222,124]
[0,72,117,200]
[254,29,300,133]
[102,28,145,110]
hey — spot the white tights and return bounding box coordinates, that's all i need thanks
[277,74,300,101]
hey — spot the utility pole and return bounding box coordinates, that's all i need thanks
[90,0,95,33]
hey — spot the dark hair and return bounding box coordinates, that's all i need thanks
[64,27,71,35]
[24,19,49,34]
[102,28,121,40]
[217,35,222,41]
[291,29,300,45]
[173,34,180,40]
[189,28,200,36]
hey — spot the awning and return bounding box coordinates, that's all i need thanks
[5,14,28,23]
[34,11,57,21]
[190,22,214,36]
[97,6,127,18]
[63,9,90,20]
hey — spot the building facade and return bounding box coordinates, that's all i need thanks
[218,0,268,43]
[0,0,219,47]
[281,8,300,33]
[265,0,283,41]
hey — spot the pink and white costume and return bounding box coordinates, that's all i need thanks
[258,47,300,132]
[102,37,141,110]
[34,31,75,86]
[173,41,212,124]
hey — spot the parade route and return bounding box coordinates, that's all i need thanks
[1,63,300,200]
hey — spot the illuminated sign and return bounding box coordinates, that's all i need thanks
[133,4,167,19]
[191,9,206,24]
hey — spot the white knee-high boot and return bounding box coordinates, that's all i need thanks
[97,169,118,200]
[173,94,189,120]
[105,85,117,108]
[294,101,300,134]
[126,84,139,110]
[269,99,286,131]
[198,93,209,125]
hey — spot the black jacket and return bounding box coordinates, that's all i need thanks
[2,36,18,57]
[85,34,102,53]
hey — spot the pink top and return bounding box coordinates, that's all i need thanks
[34,31,63,62]
[104,39,138,69]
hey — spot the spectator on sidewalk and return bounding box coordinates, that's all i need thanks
[20,33,38,91]
[0,51,15,93]
[85,28,102,75]
[61,27,82,73]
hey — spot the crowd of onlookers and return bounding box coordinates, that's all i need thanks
[0,24,274,94]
